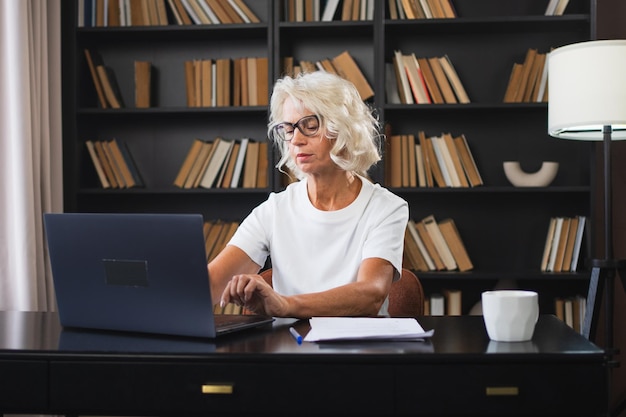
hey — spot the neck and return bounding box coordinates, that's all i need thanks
[307,171,362,211]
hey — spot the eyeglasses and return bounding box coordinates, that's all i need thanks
[271,115,320,141]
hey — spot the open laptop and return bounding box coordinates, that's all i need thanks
[43,213,274,338]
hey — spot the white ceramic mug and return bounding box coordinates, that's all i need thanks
[482,290,539,342]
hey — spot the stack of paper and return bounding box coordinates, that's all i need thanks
[303,317,434,342]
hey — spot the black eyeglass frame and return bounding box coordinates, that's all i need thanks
[270,115,321,142]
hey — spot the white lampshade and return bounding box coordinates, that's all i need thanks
[548,39,626,141]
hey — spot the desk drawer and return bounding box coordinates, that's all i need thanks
[396,363,606,416]
[0,360,47,412]
[51,361,393,415]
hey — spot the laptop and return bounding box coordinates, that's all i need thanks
[43,213,274,338]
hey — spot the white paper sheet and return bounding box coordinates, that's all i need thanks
[303,317,435,342]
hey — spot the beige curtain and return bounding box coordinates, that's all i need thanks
[0,0,62,312]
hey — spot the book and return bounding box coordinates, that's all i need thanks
[438,218,473,271]
[228,0,260,23]
[444,289,462,316]
[453,134,483,187]
[220,141,241,188]
[430,293,445,316]
[404,228,429,272]
[134,61,152,108]
[415,218,445,270]
[424,135,446,187]
[242,140,259,188]
[560,215,580,272]
[442,133,469,187]
[546,217,564,272]
[85,140,111,188]
[96,64,124,109]
[392,50,412,104]
[84,49,108,108]
[321,0,340,21]
[407,219,436,270]
[388,135,403,187]
[403,53,431,104]
[230,138,249,187]
[331,50,374,101]
[417,131,433,187]
[422,214,457,270]
[107,138,138,188]
[438,55,470,103]
[416,56,444,104]
[93,140,119,188]
[256,141,269,188]
[199,138,234,188]
[183,140,214,188]
[174,138,205,187]
[428,56,456,104]
[503,62,524,103]
[552,217,571,272]
[570,216,586,272]
[540,217,557,272]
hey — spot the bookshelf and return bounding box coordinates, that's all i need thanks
[61,0,596,317]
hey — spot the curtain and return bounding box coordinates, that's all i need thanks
[0,0,62,312]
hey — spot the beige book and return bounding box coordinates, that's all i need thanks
[199,138,233,188]
[174,139,205,187]
[331,50,374,101]
[134,61,152,108]
[453,134,483,187]
[438,55,470,103]
[85,140,111,188]
[428,56,456,103]
[243,141,259,188]
[422,214,457,270]
[415,220,446,270]
[438,218,473,272]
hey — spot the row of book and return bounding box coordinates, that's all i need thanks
[283,0,374,22]
[404,215,473,273]
[389,50,470,105]
[503,48,549,104]
[78,0,259,27]
[184,57,269,108]
[540,215,586,273]
[389,0,456,20]
[424,289,462,316]
[85,139,144,189]
[554,294,586,334]
[203,219,239,262]
[203,219,246,315]
[386,132,483,189]
[174,138,269,189]
[282,50,374,101]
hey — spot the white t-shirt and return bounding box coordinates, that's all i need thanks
[228,176,409,315]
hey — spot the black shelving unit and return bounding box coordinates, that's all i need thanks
[61,0,596,315]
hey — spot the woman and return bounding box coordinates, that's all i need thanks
[209,71,408,318]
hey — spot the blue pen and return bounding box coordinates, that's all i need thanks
[289,327,303,344]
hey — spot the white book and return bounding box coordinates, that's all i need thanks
[554,0,570,15]
[199,0,221,23]
[430,136,453,187]
[547,217,564,272]
[570,215,586,271]
[321,0,340,21]
[181,0,202,24]
[230,138,249,188]
[430,294,445,316]
[393,50,413,104]
[227,0,249,23]
[544,0,559,15]
[366,0,374,20]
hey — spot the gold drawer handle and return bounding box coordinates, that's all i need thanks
[201,384,234,394]
[486,387,519,396]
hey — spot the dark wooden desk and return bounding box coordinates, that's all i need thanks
[0,312,607,416]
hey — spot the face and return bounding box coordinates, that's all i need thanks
[281,98,336,177]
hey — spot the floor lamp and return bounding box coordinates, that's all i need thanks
[548,39,626,414]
